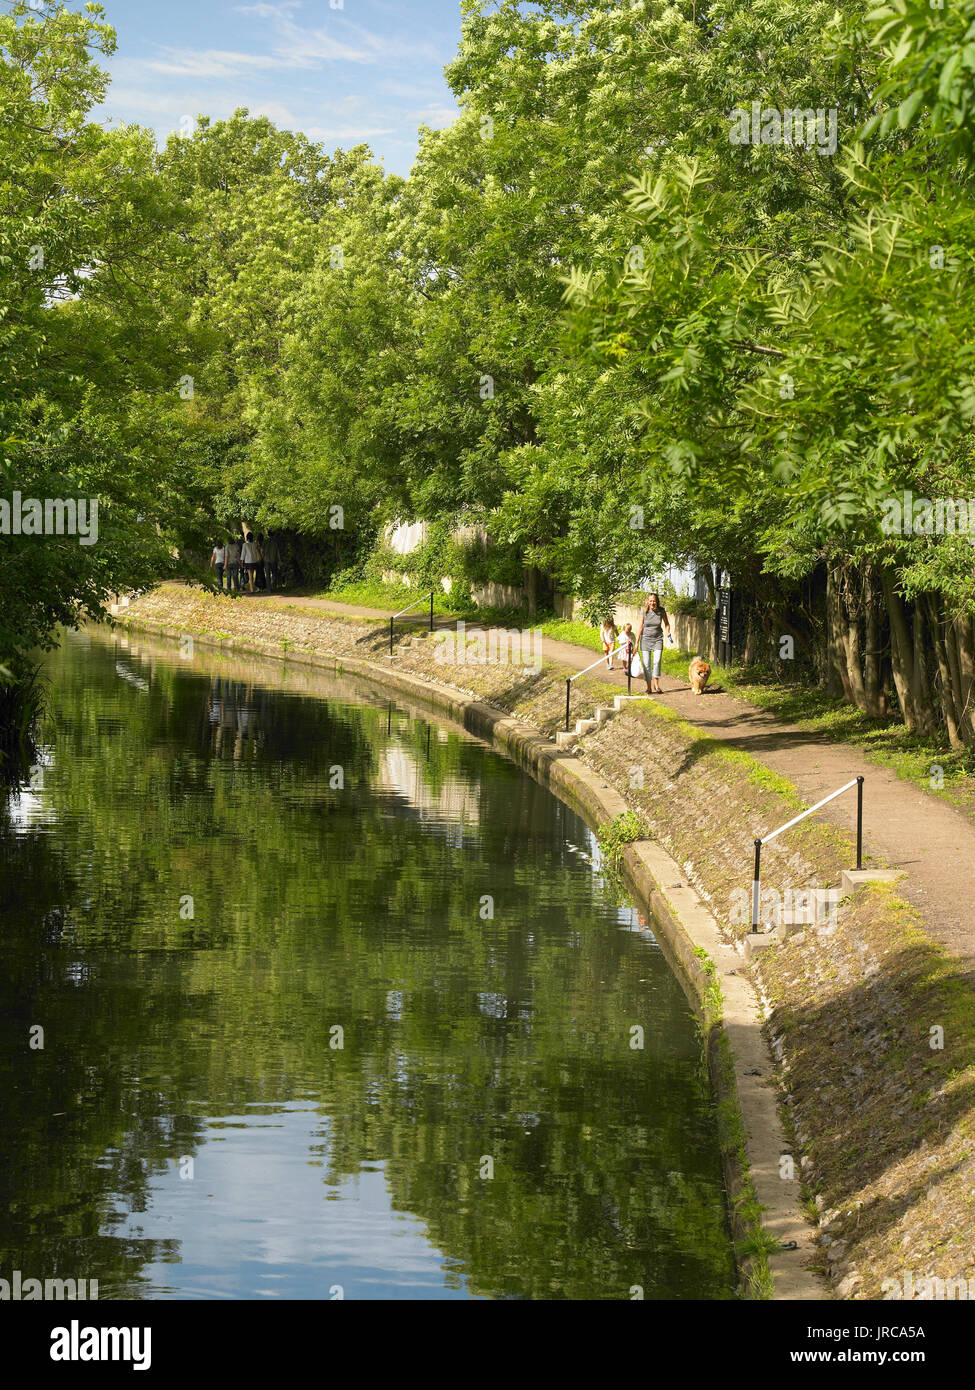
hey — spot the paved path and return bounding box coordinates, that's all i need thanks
[548,637,975,974]
[255,590,975,971]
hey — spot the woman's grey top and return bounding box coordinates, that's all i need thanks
[640,606,665,650]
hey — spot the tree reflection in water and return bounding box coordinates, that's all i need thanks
[0,629,736,1300]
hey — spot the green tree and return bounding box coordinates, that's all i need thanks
[0,1,207,698]
[566,0,975,742]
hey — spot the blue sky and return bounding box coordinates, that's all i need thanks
[93,0,465,176]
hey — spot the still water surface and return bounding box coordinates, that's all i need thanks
[0,629,736,1299]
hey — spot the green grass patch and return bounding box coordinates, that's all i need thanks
[308,585,606,652]
[537,618,604,653]
[308,578,461,615]
[596,810,650,873]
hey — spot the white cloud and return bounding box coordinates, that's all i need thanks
[304,124,397,142]
[409,104,459,130]
[102,87,202,117]
[243,8,444,69]
[252,101,298,126]
[142,40,371,77]
[379,78,448,100]
[143,50,293,79]
[234,2,301,15]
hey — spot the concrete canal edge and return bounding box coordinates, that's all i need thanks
[111,616,826,1300]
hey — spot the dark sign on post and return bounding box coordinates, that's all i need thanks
[718,587,732,665]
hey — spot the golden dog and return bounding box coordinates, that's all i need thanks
[689,658,711,694]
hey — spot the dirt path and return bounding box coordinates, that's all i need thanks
[248,592,405,620]
[252,591,975,970]
[544,636,974,973]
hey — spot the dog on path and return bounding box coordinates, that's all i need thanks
[689,657,711,694]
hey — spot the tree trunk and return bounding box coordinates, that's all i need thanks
[924,594,965,750]
[744,609,759,665]
[826,562,854,701]
[880,568,920,731]
[908,596,937,736]
[945,613,968,742]
[844,613,868,711]
[863,564,883,717]
[524,565,538,619]
[842,567,868,712]
[954,615,975,745]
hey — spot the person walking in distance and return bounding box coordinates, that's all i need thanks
[241,531,260,593]
[210,538,227,592]
[262,533,280,592]
[635,591,674,695]
[226,534,242,592]
[255,533,267,590]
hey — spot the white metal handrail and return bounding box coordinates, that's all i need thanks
[569,643,628,681]
[760,779,859,845]
[564,643,639,729]
[391,591,434,621]
[751,776,864,932]
[389,591,435,654]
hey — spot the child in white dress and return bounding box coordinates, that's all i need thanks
[599,617,619,669]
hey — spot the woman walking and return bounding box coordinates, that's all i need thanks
[241,531,259,593]
[635,591,673,695]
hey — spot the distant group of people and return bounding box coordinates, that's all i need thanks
[210,532,281,594]
[600,592,674,694]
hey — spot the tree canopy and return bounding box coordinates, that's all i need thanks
[4,0,975,745]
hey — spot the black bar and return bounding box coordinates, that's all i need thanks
[3,1297,966,1371]
[751,838,762,932]
[429,591,433,631]
[627,655,631,695]
[565,678,571,732]
[856,775,864,870]
[389,615,393,657]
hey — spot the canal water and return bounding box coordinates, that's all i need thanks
[0,628,736,1300]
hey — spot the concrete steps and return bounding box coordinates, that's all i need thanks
[841,867,907,894]
[556,708,618,749]
[556,706,623,750]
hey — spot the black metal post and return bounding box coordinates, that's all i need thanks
[429,591,433,631]
[751,838,762,932]
[565,678,571,732]
[389,615,394,657]
[856,775,864,870]
[627,653,631,695]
